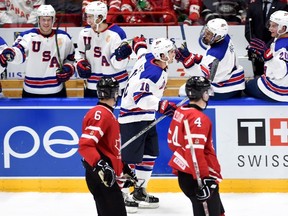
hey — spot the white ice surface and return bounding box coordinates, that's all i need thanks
[1,192,288,216]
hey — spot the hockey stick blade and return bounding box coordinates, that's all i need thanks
[121,97,189,150]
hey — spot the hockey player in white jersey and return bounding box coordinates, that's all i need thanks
[244,10,288,102]
[119,36,177,210]
[0,4,75,98]
[0,0,44,24]
[0,37,8,98]
[75,1,132,98]
[178,18,245,100]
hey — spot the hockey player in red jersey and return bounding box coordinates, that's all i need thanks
[78,76,138,216]
[168,76,225,216]
[0,4,75,98]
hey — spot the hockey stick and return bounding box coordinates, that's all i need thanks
[121,96,189,150]
[248,18,257,76]
[55,14,63,72]
[183,119,209,216]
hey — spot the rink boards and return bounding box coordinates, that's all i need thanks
[0,97,288,193]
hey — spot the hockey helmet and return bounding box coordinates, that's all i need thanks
[37,5,56,21]
[202,18,228,44]
[269,10,288,34]
[151,38,174,60]
[85,1,108,24]
[97,77,119,100]
[185,76,212,100]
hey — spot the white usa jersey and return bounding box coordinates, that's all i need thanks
[0,0,44,24]
[118,53,167,124]
[75,24,129,91]
[10,28,75,95]
[258,37,288,102]
[200,35,245,93]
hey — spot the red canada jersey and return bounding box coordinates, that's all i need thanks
[78,104,123,176]
[167,105,222,182]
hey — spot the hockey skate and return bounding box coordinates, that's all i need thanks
[122,192,138,213]
[132,187,159,209]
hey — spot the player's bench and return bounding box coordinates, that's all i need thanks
[1,78,187,98]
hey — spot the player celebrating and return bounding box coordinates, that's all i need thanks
[75,1,132,98]
[0,37,9,98]
[78,76,138,216]
[0,0,44,24]
[177,18,245,100]
[244,10,288,102]
[118,36,177,209]
[0,4,75,98]
[168,76,225,216]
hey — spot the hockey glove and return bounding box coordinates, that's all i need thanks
[114,42,132,61]
[122,163,138,188]
[132,35,147,54]
[0,48,15,67]
[175,43,202,68]
[76,59,92,78]
[158,100,177,117]
[196,177,218,202]
[248,38,272,61]
[56,63,74,82]
[96,159,116,187]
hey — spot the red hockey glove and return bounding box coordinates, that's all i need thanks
[114,42,132,61]
[175,43,202,68]
[56,63,74,82]
[132,35,147,54]
[248,38,272,61]
[76,59,91,78]
[96,159,116,187]
[158,100,177,117]
[196,177,218,202]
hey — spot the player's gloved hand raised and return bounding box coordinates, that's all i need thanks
[76,59,91,78]
[56,63,74,82]
[196,177,218,202]
[247,38,272,61]
[96,159,116,187]
[132,35,147,54]
[0,48,16,67]
[114,42,132,61]
[158,100,177,117]
[122,163,138,188]
[175,43,202,68]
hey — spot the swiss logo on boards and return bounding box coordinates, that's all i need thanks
[270,118,288,146]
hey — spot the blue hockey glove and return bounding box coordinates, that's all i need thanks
[76,59,91,78]
[56,63,74,82]
[158,100,177,117]
[196,177,218,202]
[0,48,15,67]
[175,43,202,68]
[122,163,138,188]
[114,42,132,61]
[132,35,147,54]
[96,159,116,187]
[248,38,272,61]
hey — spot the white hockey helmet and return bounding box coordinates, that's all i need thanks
[269,10,288,34]
[151,38,174,60]
[85,1,108,24]
[37,5,56,20]
[205,18,228,43]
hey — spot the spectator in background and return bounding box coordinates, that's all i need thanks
[45,0,82,14]
[172,0,203,25]
[245,0,287,78]
[201,0,247,24]
[0,36,8,98]
[75,1,132,98]
[0,5,75,98]
[82,0,122,25]
[120,0,175,24]
[244,10,288,102]
[178,18,245,100]
[0,0,44,24]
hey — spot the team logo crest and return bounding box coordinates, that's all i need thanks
[57,38,64,48]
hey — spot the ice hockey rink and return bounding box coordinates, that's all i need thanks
[1,192,288,216]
